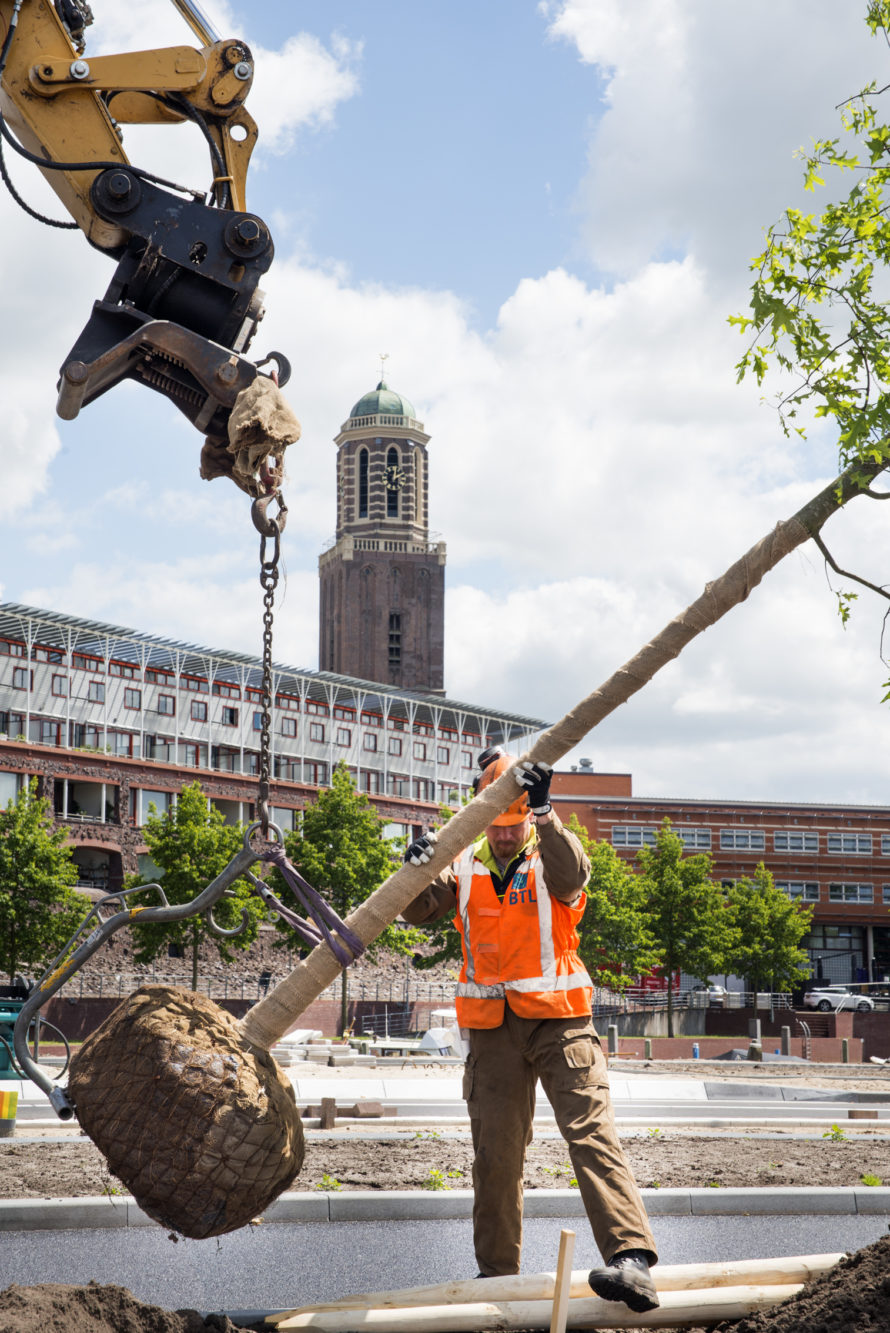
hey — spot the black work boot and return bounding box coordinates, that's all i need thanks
[587,1249,659,1313]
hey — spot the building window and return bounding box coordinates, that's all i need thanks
[386,446,400,518]
[883,886,890,904]
[462,750,473,768]
[0,640,26,657]
[364,732,378,752]
[145,667,174,685]
[361,711,382,727]
[828,882,874,902]
[774,830,819,853]
[191,700,208,722]
[157,694,175,716]
[334,706,354,721]
[213,682,240,699]
[389,774,409,797]
[182,676,209,693]
[390,716,407,731]
[414,778,432,801]
[40,720,61,746]
[124,688,142,710]
[12,667,30,690]
[413,741,427,761]
[358,447,369,518]
[112,732,132,756]
[388,736,403,757]
[776,881,820,902]
[221,706,238,727]
[253,711,263,731]
[305,700,328,716]
[679,828,711,849]
[336,727,351,746]
[109,661,137,679]
[720,829,765,851]
[281,716,297,738]
[437,746,450,764]
[827,832,872,855]
[52,675,68,697]
[276,693,299,710]
[612,826,658,848]
[309,722,325,743]
[87,680,104,703]
[304,761,328,785]
[33,646,64,664]
[388,612,402,671]
[362,771,382,794]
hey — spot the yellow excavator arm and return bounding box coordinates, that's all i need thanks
[0,0,289,452]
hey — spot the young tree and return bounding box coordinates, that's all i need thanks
[566,815,662,994]
[635,819,738,1037]
[276,763,423,1031]
[0,779,85,984]
[126,782,265,990]
[725,864,813,994]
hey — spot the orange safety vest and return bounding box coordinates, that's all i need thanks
[453,842,593,1028]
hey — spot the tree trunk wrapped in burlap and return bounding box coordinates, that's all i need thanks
[67,985,303,1239]
[64,460,882,1241]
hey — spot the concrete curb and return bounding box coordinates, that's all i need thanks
[0,1186,888,1231]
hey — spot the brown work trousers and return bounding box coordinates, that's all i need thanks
[463,1009,657,1276]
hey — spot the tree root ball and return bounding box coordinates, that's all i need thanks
[67,985,304,1239]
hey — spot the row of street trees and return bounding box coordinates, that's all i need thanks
[0,772,813,1040]
[415,813,813,1037]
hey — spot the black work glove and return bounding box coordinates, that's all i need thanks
[514,760,553,816]
[404,831,437,866]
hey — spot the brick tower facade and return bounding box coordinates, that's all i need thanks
[318,381,446,692]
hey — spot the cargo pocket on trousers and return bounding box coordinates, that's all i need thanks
[552,1032,606,1092]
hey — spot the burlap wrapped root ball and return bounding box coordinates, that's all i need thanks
[67,985,304,1238]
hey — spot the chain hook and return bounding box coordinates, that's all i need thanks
[251,491,288,538]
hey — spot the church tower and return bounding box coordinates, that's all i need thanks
[318,379,446,692]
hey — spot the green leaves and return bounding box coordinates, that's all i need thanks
[568,815,660,993]
[731,24,890,473]
[0,779,85,983]
[277,762,422,963]
[126,781,265,987]
[724,864,812,992]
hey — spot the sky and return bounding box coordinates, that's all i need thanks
[0,0,888,805]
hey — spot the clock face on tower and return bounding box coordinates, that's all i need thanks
[385,463,406,489]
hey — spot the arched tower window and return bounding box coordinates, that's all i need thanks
[358,448,369,518]
[386,447,400,518]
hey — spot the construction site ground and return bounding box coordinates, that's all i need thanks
[1,1059,889,1331]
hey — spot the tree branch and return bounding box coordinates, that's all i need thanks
[811,529,890,602]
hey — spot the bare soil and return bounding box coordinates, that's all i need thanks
[2,1060,888,1330]
[3,1126,889,1197]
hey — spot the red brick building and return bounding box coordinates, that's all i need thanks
[551,763,890,985]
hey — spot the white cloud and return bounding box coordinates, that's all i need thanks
[543,1,879,283]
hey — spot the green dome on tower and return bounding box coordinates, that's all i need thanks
[349,380,416,421]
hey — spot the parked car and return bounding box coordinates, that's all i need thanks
[802,985,875,1012]
[691,985,726,1008]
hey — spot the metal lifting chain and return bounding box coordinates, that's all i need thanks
[251,490,288,835]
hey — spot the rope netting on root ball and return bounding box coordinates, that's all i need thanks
[66,986,304,1240]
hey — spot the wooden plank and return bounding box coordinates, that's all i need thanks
[274,1282,805,1330]
[319,1098,336,1129]
[549,1230,575,1333]
[266,1252,844,1321]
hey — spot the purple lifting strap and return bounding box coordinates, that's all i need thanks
[256,842,365,969]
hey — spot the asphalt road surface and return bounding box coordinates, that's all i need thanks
[1,1214,887,1318]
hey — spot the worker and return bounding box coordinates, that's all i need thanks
[401,750,659,1314]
